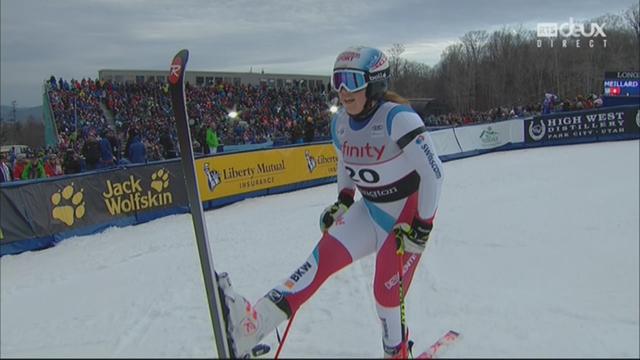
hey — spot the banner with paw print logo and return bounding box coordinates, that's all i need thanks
[51,183,86,226]
[101,165,186,216]
[0,162,188,245]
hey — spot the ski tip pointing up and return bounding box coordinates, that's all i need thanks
[168,49,189,87]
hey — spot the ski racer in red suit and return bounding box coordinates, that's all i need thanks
[220,46,444,358]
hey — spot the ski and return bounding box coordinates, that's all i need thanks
[414,330,460,359]
[168,49,232,358]
[168,49,271,359]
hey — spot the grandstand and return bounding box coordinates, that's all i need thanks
[28,66,628,180]
[38,71,335,174]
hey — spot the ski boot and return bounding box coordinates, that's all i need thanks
[383,328,411,359]
[384,342,411,359]
[218,272,287,358]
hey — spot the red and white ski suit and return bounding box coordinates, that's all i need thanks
[266,101,444,351]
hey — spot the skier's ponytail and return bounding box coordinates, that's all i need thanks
[383,91,410,105]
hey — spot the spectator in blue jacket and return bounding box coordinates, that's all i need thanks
[128,135,146,164]
[99,132,115,168]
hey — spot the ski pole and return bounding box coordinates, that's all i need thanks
[274,311,297,359]
[396,232,408,359]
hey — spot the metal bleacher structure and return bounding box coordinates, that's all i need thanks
[97,69,331,92]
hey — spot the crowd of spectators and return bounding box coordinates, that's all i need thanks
[51,77,332,155]
[423,105,539,127]
[1,76,335,183]
[104,80,333,149]
[422,93,604,127]
[0,74,606,184]
[1,146,69,182]
[541,92,604,114]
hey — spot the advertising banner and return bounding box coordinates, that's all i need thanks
[454,120,518,152]
[0,162,188,244]
[196,143,338,201]
[525,106,640,143]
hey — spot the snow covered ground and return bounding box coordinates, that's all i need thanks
[1,140,639,358]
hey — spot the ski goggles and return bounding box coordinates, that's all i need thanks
[331,70,368,92]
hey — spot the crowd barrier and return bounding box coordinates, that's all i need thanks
[1,105,638,256]
[430,104,639,161]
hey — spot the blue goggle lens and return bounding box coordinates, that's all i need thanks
[332,71,367,92]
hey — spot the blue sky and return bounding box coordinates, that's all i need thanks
[1,0,636,107]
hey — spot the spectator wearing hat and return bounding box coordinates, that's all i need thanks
[99,131,115,169]
[12,154,28,180]
[304,116,315,143]
[82,133,101,170]
[145,140,162,162]
[197,124,208,154]
[593,95,603,108]
[128,135,146,164]
[21,154,47,180]
[542,93,558,114]
[125,126,139,159]
[105,127,121,162]
[192,138,202,154]
[0,153,12,183]
[290,121,303,144]
[44,154,64,177]
[159,126,177,159]
[206,122,220,154]
[63,148,82,174]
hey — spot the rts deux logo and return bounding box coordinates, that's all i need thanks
[536,17,607,48]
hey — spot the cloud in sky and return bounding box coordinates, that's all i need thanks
[1,0,636,106]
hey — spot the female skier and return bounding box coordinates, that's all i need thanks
[220,45,444,359]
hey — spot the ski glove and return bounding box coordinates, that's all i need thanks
[319,191,354,233]
[393,217,433,254]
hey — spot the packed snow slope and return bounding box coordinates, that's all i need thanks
[1,140,638,358]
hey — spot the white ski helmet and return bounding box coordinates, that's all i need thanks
[332,46,390,101]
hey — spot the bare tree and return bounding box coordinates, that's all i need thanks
[387,43,405,90]
[23,116,45,147]
[438,43,471,112]
[0,117,45,148]
[460,31,488,111]
[0,122,10,145]
[384,5,639,117]
[623,3,640,39]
